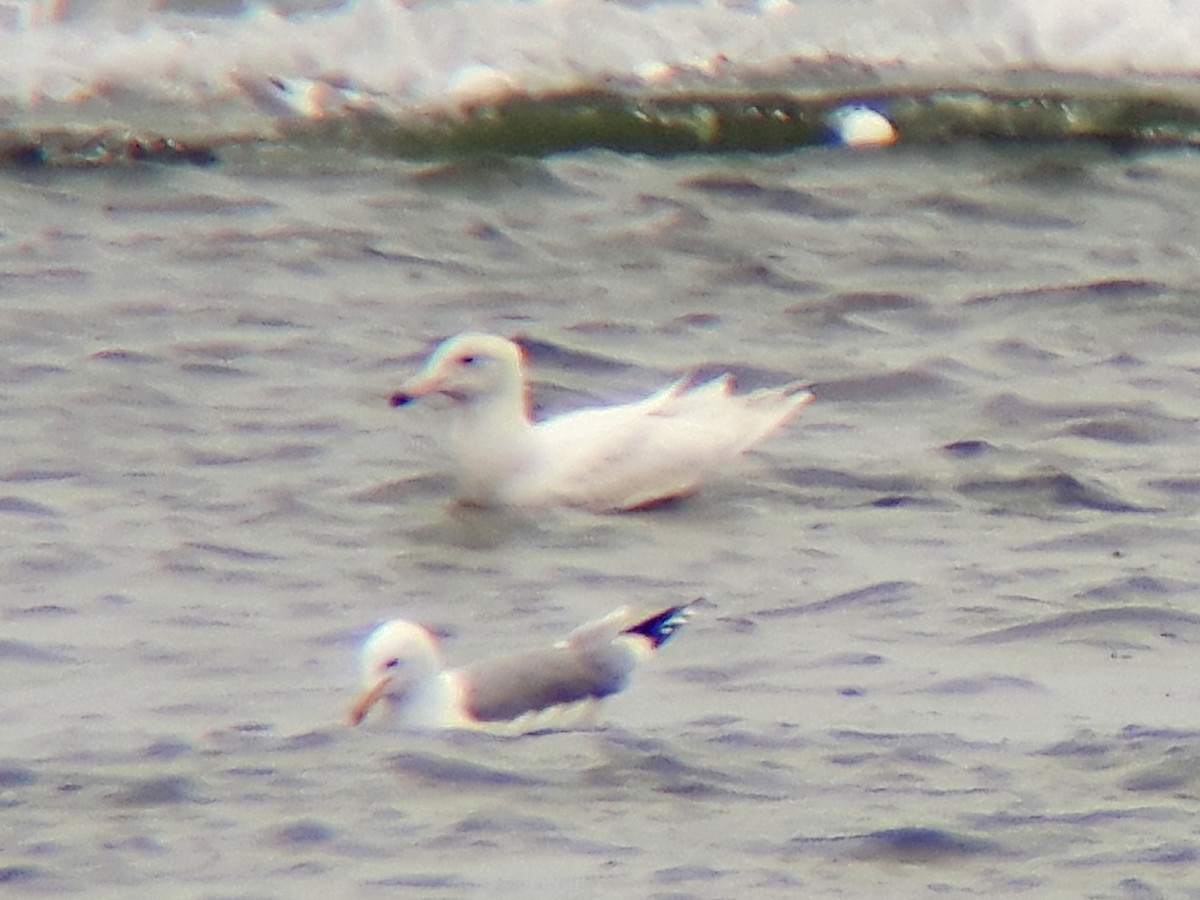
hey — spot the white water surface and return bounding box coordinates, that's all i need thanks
[3,0,1200,116]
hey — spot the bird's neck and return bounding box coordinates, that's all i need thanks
[394,671,467,729]
[447,387,538,503]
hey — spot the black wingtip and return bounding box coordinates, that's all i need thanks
[390,392,414,408]
[622,601,697,649]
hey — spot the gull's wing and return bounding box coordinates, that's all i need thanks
[455,644,633,723]
[454,602,697,723]
[526,377,812,510]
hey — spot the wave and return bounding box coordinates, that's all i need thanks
[6,85,1200,168]
[4,0,1200,165]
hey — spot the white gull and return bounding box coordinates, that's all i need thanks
[389,333,813,512]
[347,602,696,732]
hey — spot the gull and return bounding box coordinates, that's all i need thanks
[347,601,697,732]
[389,333,813,512]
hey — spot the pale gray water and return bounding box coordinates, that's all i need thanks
[4,143,1200,897]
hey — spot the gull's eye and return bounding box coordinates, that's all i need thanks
[383,658,401,669]
[457,355,479,366]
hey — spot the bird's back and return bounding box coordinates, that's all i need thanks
[456,644,633,723]
[519,377,812,511]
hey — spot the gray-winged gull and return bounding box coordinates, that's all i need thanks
[389,333,813,512]
[348,601,697,731]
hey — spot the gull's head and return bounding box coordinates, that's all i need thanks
[390,333,526,408]
[347,620,444,726]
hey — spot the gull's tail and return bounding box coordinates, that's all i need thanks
[621,599,700,649]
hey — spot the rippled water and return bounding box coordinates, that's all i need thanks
[4,141,1200,896]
